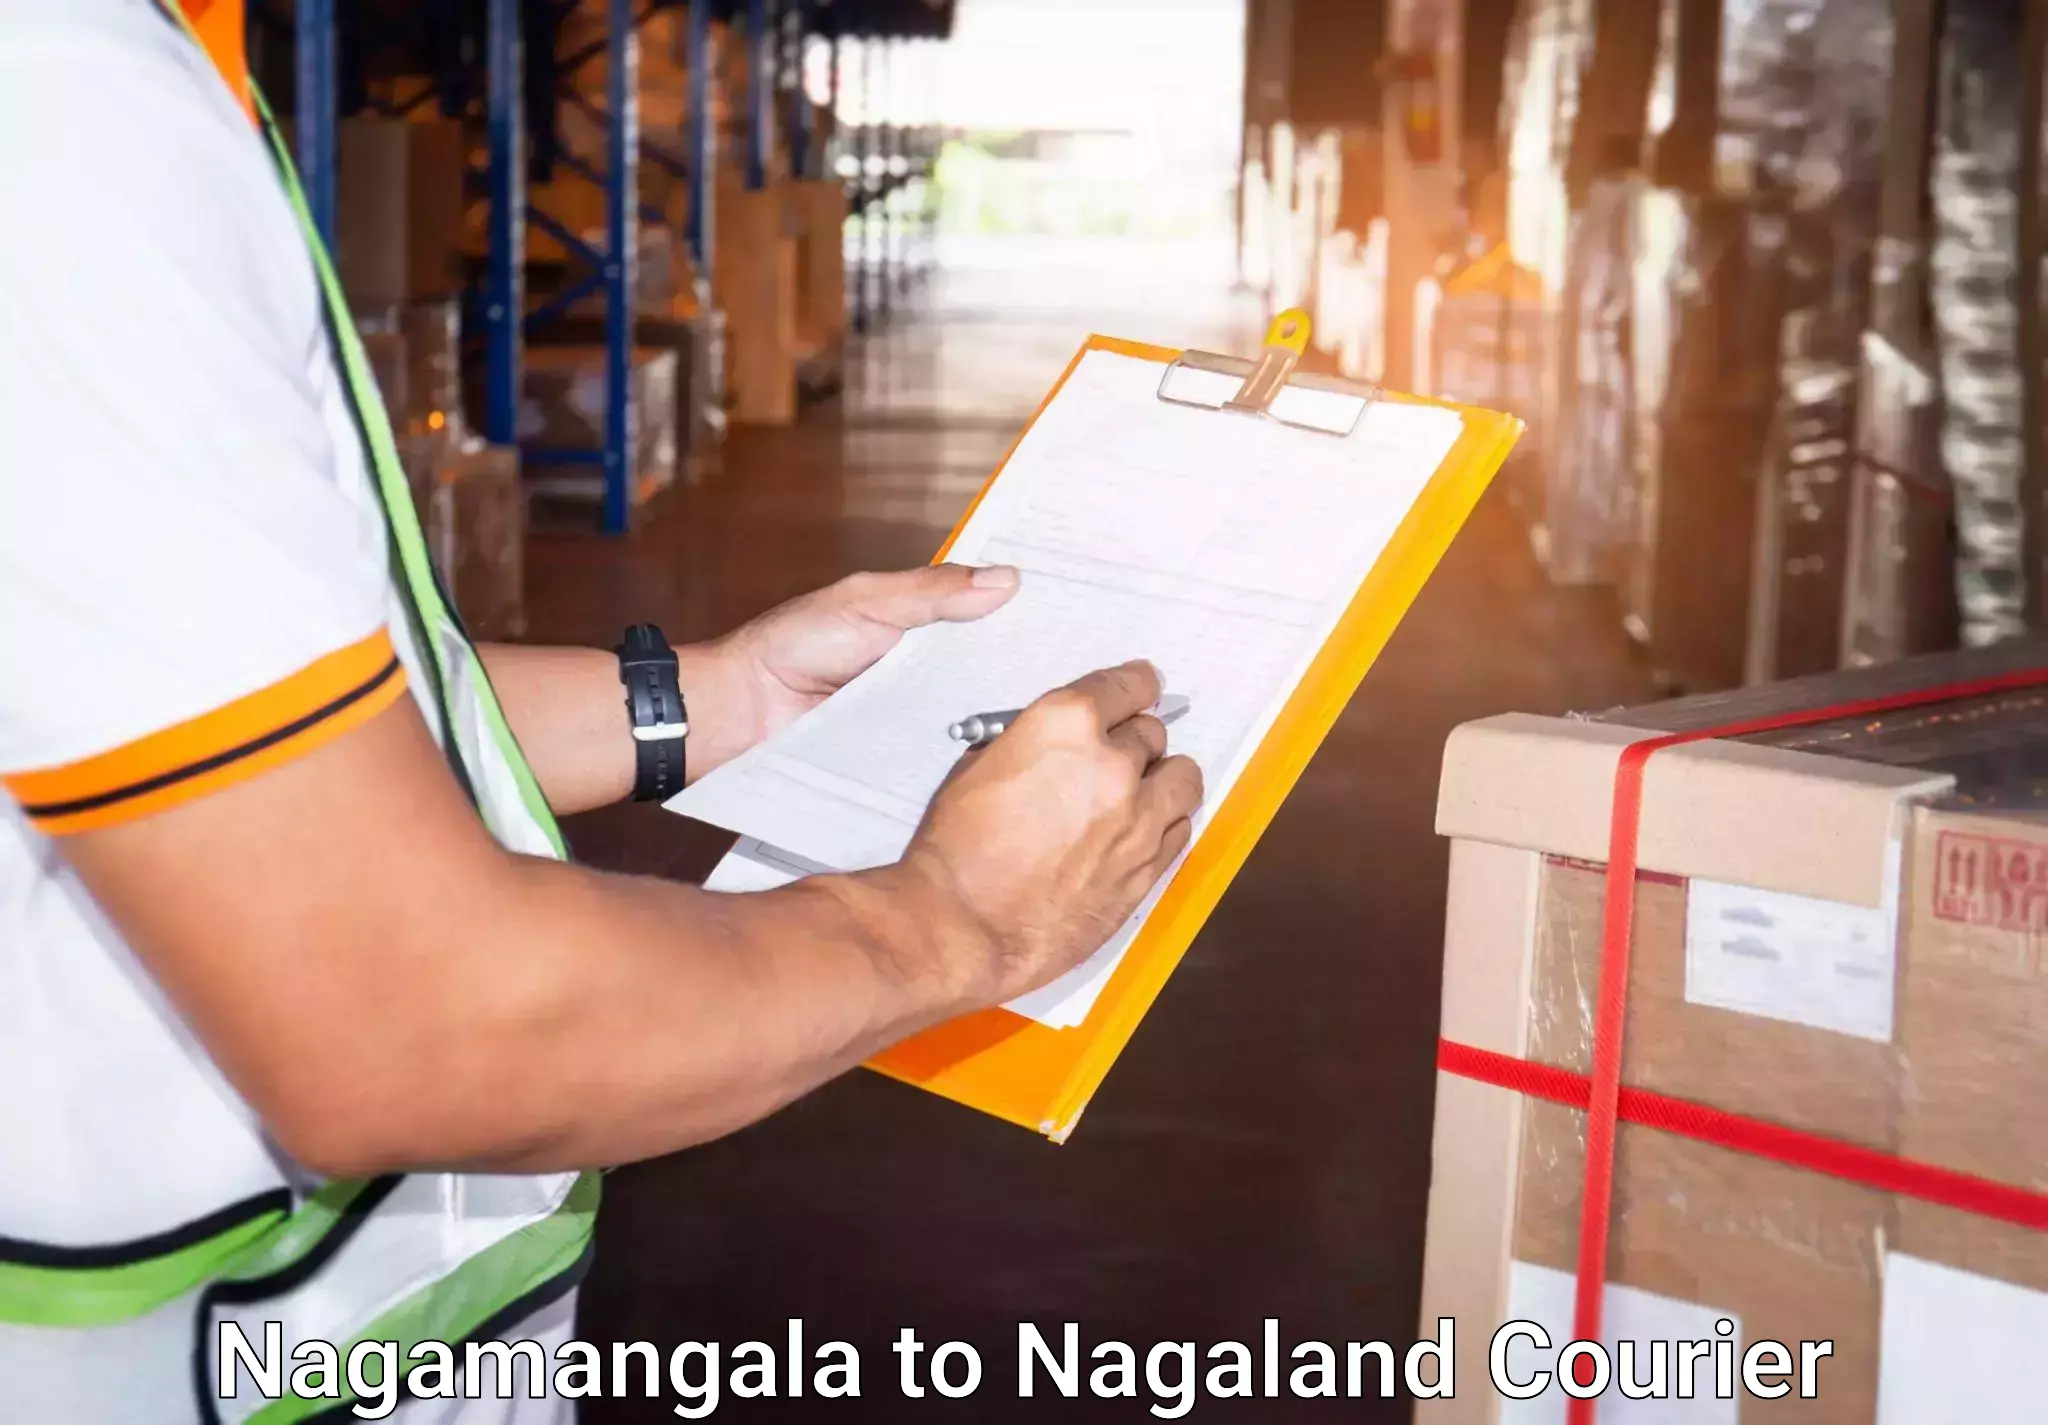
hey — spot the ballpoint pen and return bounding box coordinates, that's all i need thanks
[948,694,1191,748]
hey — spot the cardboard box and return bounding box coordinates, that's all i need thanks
[337,117,410,310]
[514,345,679,502]
[396,438,525,641]
[1894,802,2048,1292]
[715,181,799,426]
[406,118,468,301]
[1422,642,2048,1421]
[433,442,525,642]
[790,179,848,348]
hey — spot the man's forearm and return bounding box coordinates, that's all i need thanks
[371,855,984,1172]
[287,851,986,1175]
[70,699,992,1178]
[478,641,761,815]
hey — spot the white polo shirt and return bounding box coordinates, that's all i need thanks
[0,2,575,1418]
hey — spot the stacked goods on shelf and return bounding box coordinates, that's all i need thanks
[1620,189,1777,690]
[424,443,528,641]
[790,178,849,397]
[351,297,526,639]
[1422,640,2048,1421]
[513,345,680,506]
[1419,242,1545,421]
[335,117,410,310]
[1618,0,1798,692]
[1414,241,1546,560]
[1841,0,1955,667]
[534,5,731,257]
[398,299,466,491]
[337,114,469,307]
[1494,0,1594,549]
[679,297,728,485]
[1740,0,1895,684]
[405,118,467,302]
[1613,0,1704,649]
[1529,0,1662,585]
[1538,165,1640,586]
[525,6,742,472]
[716,171,800,426]
[1614,0,1896,693]
[1928,0,2029,647]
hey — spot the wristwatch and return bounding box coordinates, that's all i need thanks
[616,624,687,802]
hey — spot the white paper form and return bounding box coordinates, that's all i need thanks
[670,348,1465,1027]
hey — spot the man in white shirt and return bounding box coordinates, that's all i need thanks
[0,1,1201,1418]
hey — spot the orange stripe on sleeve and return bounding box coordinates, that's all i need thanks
[4,630,409,836]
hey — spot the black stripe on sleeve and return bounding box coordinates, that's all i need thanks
[19,657,401,821]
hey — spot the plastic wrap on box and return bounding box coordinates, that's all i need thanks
[1423,244,1546,422]
[1930,0,2029,646]
[517,346,680,501]
[1615,0,1896,689]
[1593,634,2048,799]
[400,300,463,440]
[1742,0,1896,683]
[1423,642,2048,1419]
[1534,174,1638,586]
[426,441,525,642]
[1617,185,1684,639]
[1514,857,1890,1422]
[1499,0,1595,521]
[1843,324,1955,666]
[1713,0,1832,196]
[1628,198,1783,691]
[1841,0,1955,668]
[680,304,728,485]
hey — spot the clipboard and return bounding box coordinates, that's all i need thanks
[718,313,1523,1141]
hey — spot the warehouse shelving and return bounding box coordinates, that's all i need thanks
[278,0,953,534]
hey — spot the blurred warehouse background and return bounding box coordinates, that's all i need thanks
[239,0,2048,698]
[1255,0,2045,693]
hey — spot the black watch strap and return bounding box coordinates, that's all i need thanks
[616,624,687,802]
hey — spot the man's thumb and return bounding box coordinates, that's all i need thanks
[856,563,1019,627]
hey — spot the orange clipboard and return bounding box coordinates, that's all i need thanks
[862,312,1524,1141]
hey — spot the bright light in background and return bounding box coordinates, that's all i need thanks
[941,0,1244,161]
[928,0,1247,245]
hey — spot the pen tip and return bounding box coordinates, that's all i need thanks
[947,722,964,741]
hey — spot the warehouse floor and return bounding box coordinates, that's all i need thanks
[533,246,1657,1422]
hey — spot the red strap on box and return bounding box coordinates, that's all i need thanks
[1438,664,2048,1424]
[1436,1039,2048,1230]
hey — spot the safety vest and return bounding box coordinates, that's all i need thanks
[0,8,599,1419]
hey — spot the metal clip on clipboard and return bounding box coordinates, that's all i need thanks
[1154,308,1380,437]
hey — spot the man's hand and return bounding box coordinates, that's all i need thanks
[476,565,1018,815]
[890,660,1205,1004]
[708,563,1021,756]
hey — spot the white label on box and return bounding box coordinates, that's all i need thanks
[1879,1253,2048,1423]
[1682,840,1902,1043]
[1501,1260,1739,1423]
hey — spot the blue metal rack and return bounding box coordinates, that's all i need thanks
[285,0,727,537]
[513,0,746,532]
[481,0,524,461]
[516,0,641,534]
[292,0,338,249]
[684,0,717,278]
